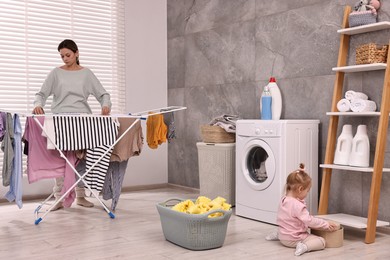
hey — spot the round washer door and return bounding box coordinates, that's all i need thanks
[241,139,276,190]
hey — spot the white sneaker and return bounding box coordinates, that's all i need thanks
[295,242,308,256]
[265,230,279,241]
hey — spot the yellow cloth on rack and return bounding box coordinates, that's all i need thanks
[146,112,167,149]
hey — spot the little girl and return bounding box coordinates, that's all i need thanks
[276,163,338,256]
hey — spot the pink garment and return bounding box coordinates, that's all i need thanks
[276,196,329,241]
[24,117,77,207]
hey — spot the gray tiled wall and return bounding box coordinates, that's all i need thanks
[167,0,390,220]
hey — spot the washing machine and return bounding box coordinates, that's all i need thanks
[235,120,319,225]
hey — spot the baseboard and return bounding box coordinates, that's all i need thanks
[0,183,199,204]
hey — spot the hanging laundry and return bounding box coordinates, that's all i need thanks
[146,113,167,149]
[110,117,143,162]
[23,117,78,207]
[1,112,14,187]
[102,160,128,212]
[4,114,23,208]
[0,111,6,141]
[52,115,119,191]
[101,117,144,211]
[162,111,176,143]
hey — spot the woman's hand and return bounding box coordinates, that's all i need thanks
[101,106,110,115]
[32,106,45,114]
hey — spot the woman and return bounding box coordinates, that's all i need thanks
[33,39,111,210]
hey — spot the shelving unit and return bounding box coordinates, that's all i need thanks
[318,6,390,244]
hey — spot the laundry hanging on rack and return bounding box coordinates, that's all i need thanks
[51,115,119,191]
[162,111,176,143]
[146,112,167,149]
[102,117,144,211]
[1,112,14,187]
[110,117,143,162]
[23,117,78,207]
[4,114,23,209]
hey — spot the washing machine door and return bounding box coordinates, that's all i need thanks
[241,139,276,190]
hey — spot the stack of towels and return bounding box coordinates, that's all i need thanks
[337,90,377,112]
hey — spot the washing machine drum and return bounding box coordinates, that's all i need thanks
[242,139,276,191]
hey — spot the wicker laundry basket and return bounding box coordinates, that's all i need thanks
[356,43,388,65]
[156,198,232,250]
[200,125,235,143]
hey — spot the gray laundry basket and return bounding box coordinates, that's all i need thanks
[156,198,232,250]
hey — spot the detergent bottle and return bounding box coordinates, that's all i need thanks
[349,124,370,167]
[267,77,282,120]
[333,124,353,165]
[261,85,272,120]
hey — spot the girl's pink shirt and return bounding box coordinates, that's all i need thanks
[277,196,329,241]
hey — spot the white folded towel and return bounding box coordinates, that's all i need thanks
[345,90,368,101]
[350,99,377,112]
[337,99,351,112]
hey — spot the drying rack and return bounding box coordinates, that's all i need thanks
[1,106,186,224]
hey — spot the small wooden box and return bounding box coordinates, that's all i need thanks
[311,226,344,248]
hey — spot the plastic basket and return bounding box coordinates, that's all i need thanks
[356,43,388,65]
[200,125,235,143]
[348,11,377,27]
[197,142,236,206]
[156,198,232,250]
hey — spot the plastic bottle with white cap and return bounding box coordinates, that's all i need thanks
[268,77,282,120]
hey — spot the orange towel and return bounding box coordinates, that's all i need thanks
[146,113,167,149]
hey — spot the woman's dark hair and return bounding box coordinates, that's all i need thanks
[58,39,79,65]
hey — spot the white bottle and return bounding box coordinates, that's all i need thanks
[349,124,370,167]
[333,124,353,165]
[267,77,282,120]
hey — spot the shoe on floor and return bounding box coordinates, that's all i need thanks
[265,230,279,241]
[51,201,64,211]
[295,242,308,256]
[76,197,94,207]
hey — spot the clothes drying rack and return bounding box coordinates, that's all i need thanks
[1,106,186,224]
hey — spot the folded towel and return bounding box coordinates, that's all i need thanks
[345,90,368,101]
[209,114,240,133]
[337,99,351,112]
[350,99,377,112]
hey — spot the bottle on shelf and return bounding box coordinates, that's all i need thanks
[333,124,353,165]
[349,124,370,167]
[260,85,272,120]
[267,77,282,120]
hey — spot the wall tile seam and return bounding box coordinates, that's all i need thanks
[168,18,257,40]
[184,81,257,89]
[255,73,337,83]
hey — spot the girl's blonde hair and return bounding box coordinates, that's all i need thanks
[285,163,312,192]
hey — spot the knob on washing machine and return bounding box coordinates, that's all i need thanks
[255,128,261,135]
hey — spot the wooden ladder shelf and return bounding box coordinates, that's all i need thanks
[318,5,390,244]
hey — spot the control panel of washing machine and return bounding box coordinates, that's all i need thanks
[253,124,280,137]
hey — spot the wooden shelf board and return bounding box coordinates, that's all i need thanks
[326,112,380,116]
[337,21,390,35]
[320,164,390,172]
[332,63,387,72]
[316,213,390,229]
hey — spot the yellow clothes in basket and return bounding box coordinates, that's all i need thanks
[172,196,232,218]
[146,113,167,149]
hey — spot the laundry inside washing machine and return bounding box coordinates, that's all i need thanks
[247,146,268,182]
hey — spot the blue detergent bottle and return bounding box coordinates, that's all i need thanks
[261,85,272,120]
